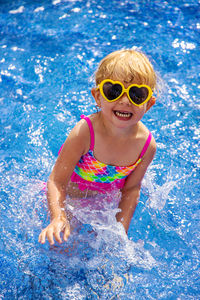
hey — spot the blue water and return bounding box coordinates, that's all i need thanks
[0,0,200,299]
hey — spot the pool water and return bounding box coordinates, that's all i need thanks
[0,0,200,299]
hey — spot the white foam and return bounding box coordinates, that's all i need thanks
[52,0,62,5]
[72,8,81,12]
[9,6,25,14]
[34,7,45,13]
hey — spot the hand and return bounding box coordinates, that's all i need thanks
[38,216,70,245]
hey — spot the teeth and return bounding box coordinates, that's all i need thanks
[115,111,132,118]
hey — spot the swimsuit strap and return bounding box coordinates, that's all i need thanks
[81,115,95,151]
[139,131,152,158]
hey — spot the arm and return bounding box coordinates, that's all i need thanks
[39,119,91,245]
[116,137,156,233]
[116,184,141,233]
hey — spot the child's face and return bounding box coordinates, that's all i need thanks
[92,78,156,128]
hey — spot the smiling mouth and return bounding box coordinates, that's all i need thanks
[114,110,133,120]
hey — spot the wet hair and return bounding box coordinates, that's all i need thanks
[95,49,158,92]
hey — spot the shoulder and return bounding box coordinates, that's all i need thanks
[72,114,97,132]
[138,121,156,161]
[67,114,96,155]
[146,134,156,163]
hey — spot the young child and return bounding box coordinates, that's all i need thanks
[39,49,157,245]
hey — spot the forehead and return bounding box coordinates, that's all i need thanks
[108,63,145,85]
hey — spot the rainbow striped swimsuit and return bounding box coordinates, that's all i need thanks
[71,115,152,194]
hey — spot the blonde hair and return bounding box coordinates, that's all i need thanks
[95,49,157,92]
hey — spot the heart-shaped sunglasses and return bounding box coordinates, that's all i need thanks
[97,79,153,106]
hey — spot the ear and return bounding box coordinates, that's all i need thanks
[145,96,156,112]
[91,87,101,107]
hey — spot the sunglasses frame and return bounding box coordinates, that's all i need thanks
[98,79,153,107]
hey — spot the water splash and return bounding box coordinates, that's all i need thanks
[143,168,196,211]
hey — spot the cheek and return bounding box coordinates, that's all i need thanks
[132,105,147,120]
[101,102,113,112]
[134,105,146,114]
[99,97,113,109]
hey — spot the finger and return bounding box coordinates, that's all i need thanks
[46,229,55,245]
[54,230,62,244]
[63,225,70,241]
[38,230,46,244]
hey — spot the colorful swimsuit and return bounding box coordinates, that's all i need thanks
[70,115,152,194]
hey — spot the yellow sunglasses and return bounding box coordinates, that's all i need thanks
[98,79,153,106]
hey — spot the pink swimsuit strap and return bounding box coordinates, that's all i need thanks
[81,115,94,151]
[139,131,152,158]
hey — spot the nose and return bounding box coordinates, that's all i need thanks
[118,92,131,105]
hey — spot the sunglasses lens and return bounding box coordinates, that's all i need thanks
[129,86,149,105]
[103,82,122,101]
